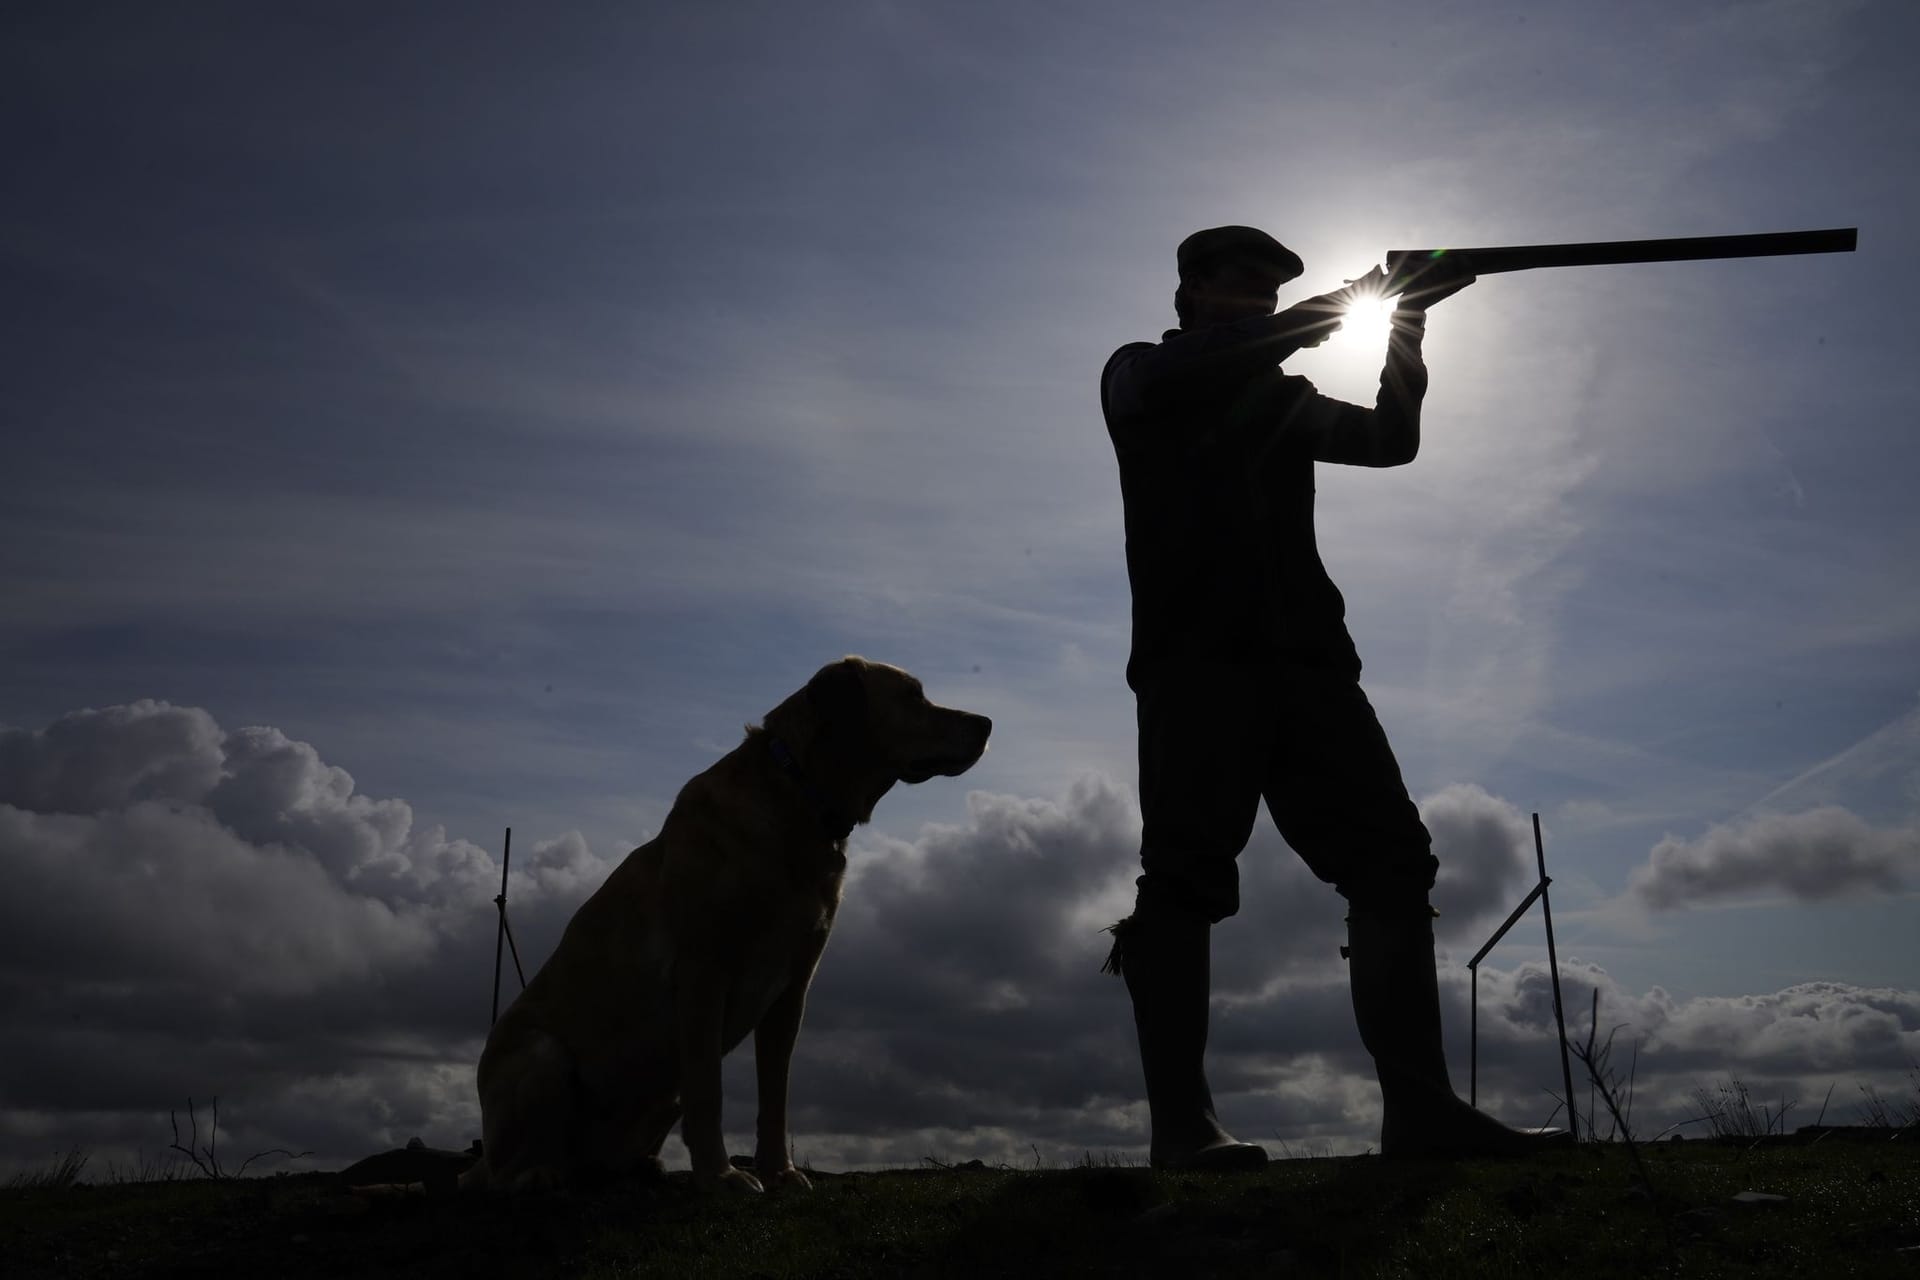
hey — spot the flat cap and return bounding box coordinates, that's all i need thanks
[1176,225,1304,283]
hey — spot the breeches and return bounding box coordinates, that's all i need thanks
[1134,662,1436,923]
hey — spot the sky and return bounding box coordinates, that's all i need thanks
[2,0,1917,1177]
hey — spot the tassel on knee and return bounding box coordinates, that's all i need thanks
[1100,914,1137,977]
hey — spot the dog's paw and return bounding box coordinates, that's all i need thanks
[699,1166,763,1194]
[758,1165,813,1192]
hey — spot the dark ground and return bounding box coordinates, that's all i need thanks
[4,1134,1915,1278]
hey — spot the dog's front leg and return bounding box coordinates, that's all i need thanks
[754,942,826,1192]
[675,957,761,1194]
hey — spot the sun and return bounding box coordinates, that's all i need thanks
[1335,286,1397,354]
[1278,269,1420,402]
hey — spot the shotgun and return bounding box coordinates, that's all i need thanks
[1381,227,1857,295]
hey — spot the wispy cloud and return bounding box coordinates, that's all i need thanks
[1755,700,1920,819]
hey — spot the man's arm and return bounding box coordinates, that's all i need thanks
[1298,305,1430,468]
[1102,291,1350,445]
[1276,257,1476,467]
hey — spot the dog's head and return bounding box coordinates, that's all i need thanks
[801,656,992,785]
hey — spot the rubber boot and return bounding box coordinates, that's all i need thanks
[1105,902,1267,1171]
[1345,905,1571,1157]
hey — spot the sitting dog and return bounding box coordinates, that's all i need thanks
[461,657,992,1193]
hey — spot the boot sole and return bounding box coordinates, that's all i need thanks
[1151,1142,1269,1172]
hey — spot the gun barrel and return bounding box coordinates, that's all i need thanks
[1384,227,1857,291]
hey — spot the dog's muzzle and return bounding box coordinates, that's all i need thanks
[901,712,992,783]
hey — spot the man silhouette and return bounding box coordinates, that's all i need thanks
[1100,226,1559,1166]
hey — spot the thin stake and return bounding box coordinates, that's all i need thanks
[1465,875,1548,1107]
[503,906,528,989]
[1470,963,1479,1107]
[1467,878,1550,969]
[491,827,512,1027]
[1535,812,1578,1141]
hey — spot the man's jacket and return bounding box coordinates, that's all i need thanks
[1101,313,1429,690]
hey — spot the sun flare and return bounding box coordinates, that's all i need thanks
[1337,288,1396,353]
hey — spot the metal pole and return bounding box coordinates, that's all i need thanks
[1534,813,1578,1140]
[490,827,512,1028]
[1470,962,1479,1108]
[1465,876,1547,1110]
[1467,879,1549,970]
[502,909,528,989]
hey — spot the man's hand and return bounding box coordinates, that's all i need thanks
[1392,253,1476,311]
[1274,268,1382,347]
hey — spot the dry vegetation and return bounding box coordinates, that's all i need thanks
[4,1130,1915,1278]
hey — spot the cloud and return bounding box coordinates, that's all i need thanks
[1422,783,1538,938]
[0,701,618,1173]
[0,803,435,996]
[3,700,1916,1176]
[1466,960,1920,1134]
[1630,806,1920,909]
[777,776,1911,1164]
[0,700,226,816]
[1753,701,1920,821]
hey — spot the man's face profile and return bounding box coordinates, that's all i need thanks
[1187,258,1283,326]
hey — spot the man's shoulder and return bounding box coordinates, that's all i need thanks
[1101,340,1160,413]
[1107,329,1182,362]
[1104,339,1158,373]
[1101,341,1162,447]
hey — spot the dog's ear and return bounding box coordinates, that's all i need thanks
[805,657,867,727]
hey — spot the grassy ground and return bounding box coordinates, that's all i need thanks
[3,1136,1915,1278]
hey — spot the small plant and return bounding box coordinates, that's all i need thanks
[1688,1078,1797,1140]
[1073,1150,1138,1169]
[1566,993,1645,1154]
[4,1147,90,1191]
[168,1096,311,1180]
[1565,990,1687,1260]
[104,1149,192,1184]
[1854,1065,1920,1130]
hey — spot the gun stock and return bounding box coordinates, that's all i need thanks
[1383,227,1856,294]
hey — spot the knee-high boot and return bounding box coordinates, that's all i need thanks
[1106,901,1266,1170]
[1345,905,1569,1157]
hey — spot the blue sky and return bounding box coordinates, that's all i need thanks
[3,0,1916,1173]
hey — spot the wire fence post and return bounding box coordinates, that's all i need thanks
[490,826,527,1027]
[1470,964,1479,1108]
[1535,812,1579,1141]
[1464,810,1578,1138]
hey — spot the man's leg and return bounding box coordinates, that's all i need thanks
[1342,899,1568,1155]
[1265,672,1567,1157]
[1110,664,1269,1170]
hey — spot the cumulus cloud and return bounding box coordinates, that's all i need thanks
[787,775,1538,1156]
[1422,783,1538,939]
[1465,960,1920,1135]
[1630,806,1920,909]
[0,802,435,995]
[3,701,1915,1176]
[767,776,1916,1165]
[0,701,618,1174]
[0,700,226,816]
